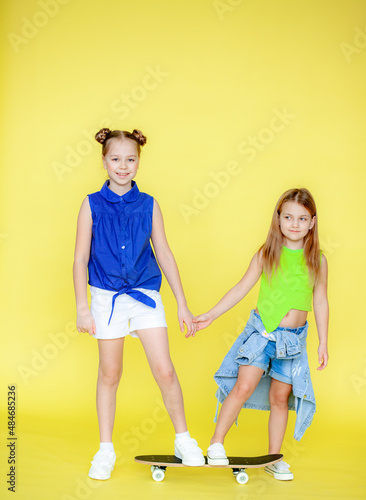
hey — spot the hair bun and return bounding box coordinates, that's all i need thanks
[95,128,111,144]
[132,129,147,146]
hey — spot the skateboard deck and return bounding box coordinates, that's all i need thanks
[135,453,283,484]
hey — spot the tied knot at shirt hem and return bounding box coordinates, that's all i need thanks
[108,288,156,325]
[87,180,163,319]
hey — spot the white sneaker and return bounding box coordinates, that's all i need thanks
[88,450,116,480]
[265,459,294,480]
[207,443,229,465]
[174,437,205,466]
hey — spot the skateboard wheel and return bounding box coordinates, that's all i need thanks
[236,471,249,485]
[152,468,165,482]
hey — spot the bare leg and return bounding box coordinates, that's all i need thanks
[268,378,292,454]
[211,365,264,444]
[96,338,125,442]
[136,327,187,434]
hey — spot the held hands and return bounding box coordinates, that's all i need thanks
[317,344,329,370]
[192,312,214,331]
[76,310,96,336]
[178,305,197,338]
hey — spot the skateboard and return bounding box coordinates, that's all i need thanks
[135,453,283,484]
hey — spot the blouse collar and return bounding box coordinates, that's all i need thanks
[100,180,140,203]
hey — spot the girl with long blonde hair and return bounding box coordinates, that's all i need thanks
[194,188,329,481]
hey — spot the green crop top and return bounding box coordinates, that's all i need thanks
[257,246,313,333]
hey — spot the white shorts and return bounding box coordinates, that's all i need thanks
[90,286,167,340]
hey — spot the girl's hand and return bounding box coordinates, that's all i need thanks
[178,305,197,338]
[192,312,214,331]
[317,344,328,370]
[77,310,96,336]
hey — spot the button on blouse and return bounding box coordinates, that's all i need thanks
[87,181,162,323]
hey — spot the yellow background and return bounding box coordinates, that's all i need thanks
[1,0,365,498]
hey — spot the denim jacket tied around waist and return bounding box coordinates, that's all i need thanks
[213,309,316,441]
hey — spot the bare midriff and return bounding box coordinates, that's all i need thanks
[255,307,307,329]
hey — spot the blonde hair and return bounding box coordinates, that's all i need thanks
[95,128,147,156]
[260,188,321,284]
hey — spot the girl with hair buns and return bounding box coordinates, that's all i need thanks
[194,188,329,481]
[73,128,205,480]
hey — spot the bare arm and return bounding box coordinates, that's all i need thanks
[193,252,263,330]
[73,197,95,335]
[150,199,195,337]
[313,254,329,370]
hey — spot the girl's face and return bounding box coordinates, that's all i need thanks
[102,139,140,194]
[278,201,315,247]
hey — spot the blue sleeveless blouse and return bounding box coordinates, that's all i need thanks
[88,180,162,323]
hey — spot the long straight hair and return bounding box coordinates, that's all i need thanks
[260,188,321,284]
